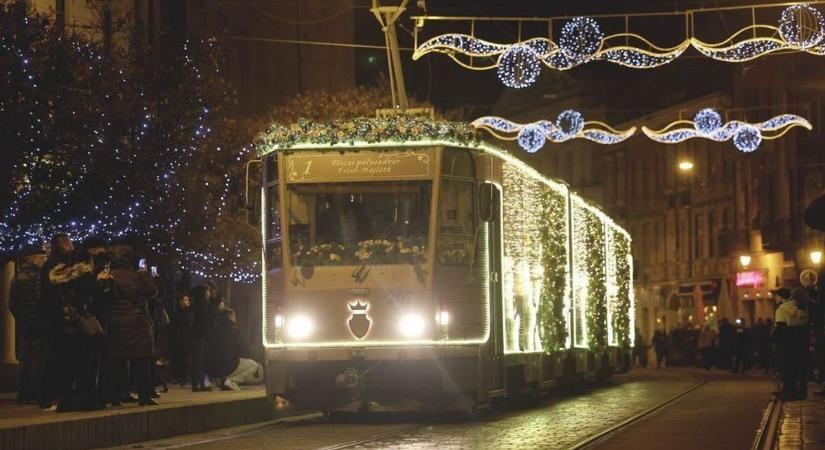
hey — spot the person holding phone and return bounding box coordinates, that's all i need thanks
[99,245,159,406]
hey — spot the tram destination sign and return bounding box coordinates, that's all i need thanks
[285,149,433,183]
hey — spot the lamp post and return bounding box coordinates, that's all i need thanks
[739,254,752,269]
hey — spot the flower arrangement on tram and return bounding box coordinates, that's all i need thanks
[292,236,427,267]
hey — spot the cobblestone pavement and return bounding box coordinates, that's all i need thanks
[776,384,825,449]
[111,369,773,450]
[591,370,774,450]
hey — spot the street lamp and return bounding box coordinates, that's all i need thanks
[678,160,695,171]
[811,250,823,266]
[740,254,752,269]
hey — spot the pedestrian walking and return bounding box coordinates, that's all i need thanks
[9,246,48,404]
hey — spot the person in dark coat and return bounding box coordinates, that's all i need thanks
[718,318,736,370]
[41,233,100,411]
[168,292,192,386]
[98,244,158,406]
[652,329,669,368]
[9,246,47,404]
[731,319,752,373]
[189,285,212,391]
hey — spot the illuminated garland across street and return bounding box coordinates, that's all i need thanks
[642,109,813,153]
[472,111,637,153]
[413,4,825,88]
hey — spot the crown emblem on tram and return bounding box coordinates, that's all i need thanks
[348,301,371,340]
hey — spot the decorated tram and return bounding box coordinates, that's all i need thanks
[255,116,634,412]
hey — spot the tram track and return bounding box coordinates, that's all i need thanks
[750,385,782,450]
[566,378,707,450]
[120,371,776,450]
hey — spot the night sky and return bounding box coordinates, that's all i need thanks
[352,0,779,119]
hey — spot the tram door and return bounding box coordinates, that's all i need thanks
[480,183,505,394]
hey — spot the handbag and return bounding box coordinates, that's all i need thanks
[77,314,104,336]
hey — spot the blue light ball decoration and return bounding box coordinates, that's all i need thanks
[558,17,604,62]
[497,44,541,89]
[555,109,585,138]
[779,4,825,49]
[732,125,762,153]
[693,108,723,135]
[517,124,547,153]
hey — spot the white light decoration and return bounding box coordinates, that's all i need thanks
[642,109,812,153]
[732,124,762,153]
[413,29,688,86]
[256,127,632,351]
[692,5,825,62]
[517,124,548,153]
[558,17,604,62]
[779,4,825,48]
[413,5,825,86]
[472,111,636,152]
[693,108,723,135]
[497,44,542,88]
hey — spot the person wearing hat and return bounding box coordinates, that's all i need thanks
[774,287,810,400]
[9,246,48,404]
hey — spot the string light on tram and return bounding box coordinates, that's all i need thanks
[642,109,812,153]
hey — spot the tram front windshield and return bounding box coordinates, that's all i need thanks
[287,181,431,266]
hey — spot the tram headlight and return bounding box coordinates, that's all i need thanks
[399,313,426,338]
[287,315,314,339]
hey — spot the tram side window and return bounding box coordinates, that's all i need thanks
[441,147,475,178]
[438,179,475,265]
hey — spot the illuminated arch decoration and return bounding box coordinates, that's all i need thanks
[642,109,812,153]
[691,5,825,62]
[412,4,825,88]
[472,110,636,153]
[413,27,688,87]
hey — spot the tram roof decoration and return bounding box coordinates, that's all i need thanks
[412,3,825,88]
[253,116,628,237]
[471,110,637,153]
[255,116,480,154]
[642,109,812,153]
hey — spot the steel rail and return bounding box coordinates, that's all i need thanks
[751,385,782,450]
[318,424,427,450]
[565,379,707,450]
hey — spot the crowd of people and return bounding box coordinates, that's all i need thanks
[633,280,824,401]
[8,233,263,412]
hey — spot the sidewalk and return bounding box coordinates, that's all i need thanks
[776,385,825,449]
[0,386,288,450]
